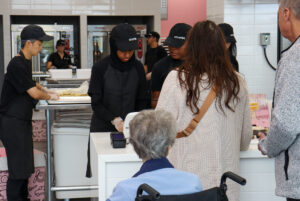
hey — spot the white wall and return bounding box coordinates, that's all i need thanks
[208,0,279,99]
[0,0,161,69]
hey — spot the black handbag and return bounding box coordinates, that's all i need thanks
[135,171,246,201]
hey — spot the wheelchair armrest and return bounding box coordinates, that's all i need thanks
[136,184,160,200]
[220,171,246,186]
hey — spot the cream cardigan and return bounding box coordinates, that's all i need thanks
[156,70,252,201]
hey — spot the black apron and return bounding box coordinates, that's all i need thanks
[89,64,139,132]
[86,64,139,177]
[0,52,36,179]
[0,116,34,179]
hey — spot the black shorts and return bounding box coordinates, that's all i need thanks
[0,115,34,179]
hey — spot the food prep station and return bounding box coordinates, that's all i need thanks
[35,69,100,201]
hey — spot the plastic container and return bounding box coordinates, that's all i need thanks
[52,127,97,199]
[49,69,72,79]
[76,69,91,79]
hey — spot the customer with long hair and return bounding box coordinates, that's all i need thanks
[156,20,252,201]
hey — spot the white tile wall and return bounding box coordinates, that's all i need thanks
[208,0,279,99]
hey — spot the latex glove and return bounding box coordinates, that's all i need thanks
[42,87,57,95]
[49,93,59,101]
[146,72,152,81]
[111,117,124,132]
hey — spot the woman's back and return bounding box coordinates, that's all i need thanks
[156,70,252,201]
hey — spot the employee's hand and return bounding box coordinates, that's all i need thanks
[49,93,59,100]
[146,72,152,81]
[116,121,124,132]
[49,66,57,69]
[112,117,124,132]
[43,87,57,95]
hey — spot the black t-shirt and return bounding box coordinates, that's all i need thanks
[48,52,71,69]
[0,52,37,120]
[151,56,183,91]
[144,45,167,73]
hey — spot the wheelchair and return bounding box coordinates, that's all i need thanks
[135,171,246,201]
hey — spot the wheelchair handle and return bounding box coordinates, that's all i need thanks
[220,171,246,186]
[136,183,160,199]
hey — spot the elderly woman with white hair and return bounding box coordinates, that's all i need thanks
[106,110,202,201]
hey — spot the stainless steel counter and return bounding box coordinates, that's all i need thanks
[36,100,91,110]
[36,100,91,201]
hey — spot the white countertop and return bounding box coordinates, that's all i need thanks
[90,132,141,162]
[90,133,266,160]
[240,138,268,159]
[90,133,275,201]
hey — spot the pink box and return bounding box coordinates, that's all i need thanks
[0,148,45,201]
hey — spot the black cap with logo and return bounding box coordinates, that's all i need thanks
[164,23,192,48]
[145,31,160,41]
[110,23,138,51]
[218,23,236,43]
[56,39,65,46]
[20,24,53,41]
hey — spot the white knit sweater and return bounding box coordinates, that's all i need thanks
[156,71,252,201]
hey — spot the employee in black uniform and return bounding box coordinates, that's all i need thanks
[88,23,148,132]
[218,23,239,72]
[144,31,167,108]
[151,23,191,108]
[144,31,167,80]
[46,39,72,70]
[0,25,59,201]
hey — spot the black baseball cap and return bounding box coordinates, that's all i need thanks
[56,39,65,46]
[110,23,138,51]
[218,23,236,43]
[20,24,53,41]
[164,23,192,48]
[145,31,160,41]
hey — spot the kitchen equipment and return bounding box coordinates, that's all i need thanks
[11,24,74,72]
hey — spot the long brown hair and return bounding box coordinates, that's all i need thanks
[178,20,240,114]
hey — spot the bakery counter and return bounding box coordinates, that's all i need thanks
[90,134,285,201]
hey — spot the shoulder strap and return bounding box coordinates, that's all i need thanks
[177,87,216,138]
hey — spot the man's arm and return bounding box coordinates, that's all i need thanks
[144,65,148,73]
[27,87,51,100]
[260,58,300,157]
[28,83,59,100]
[151,91,160,109]
[46,61,55,70]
